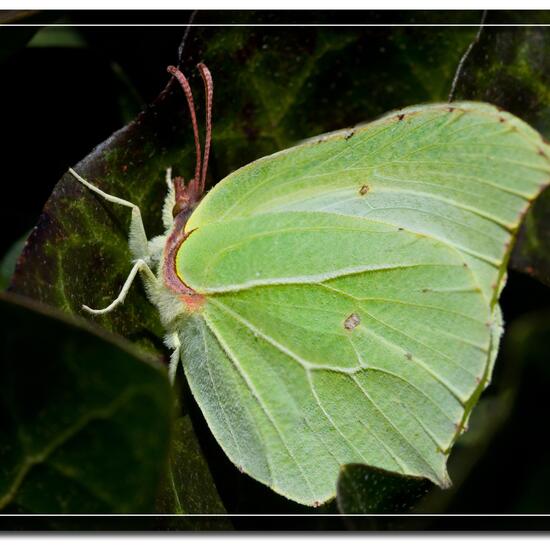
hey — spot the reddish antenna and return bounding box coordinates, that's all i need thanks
[166,63,214,203]
[197,63,213,197]
[167,65,202,200]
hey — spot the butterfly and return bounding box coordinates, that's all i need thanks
[70,63,549,506]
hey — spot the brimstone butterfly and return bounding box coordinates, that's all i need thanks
[69,63,550,506]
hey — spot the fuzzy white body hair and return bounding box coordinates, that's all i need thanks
[136,176,192,342]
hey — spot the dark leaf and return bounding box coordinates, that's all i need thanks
[337,464,431,514]
[0,232,29,291]
[156,416,227,515]
[0,292,172,513]
[504,311,550,512]
[511,187,550,287]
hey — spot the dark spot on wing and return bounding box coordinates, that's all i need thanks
[344,129,355,140]
[344,313,360,331]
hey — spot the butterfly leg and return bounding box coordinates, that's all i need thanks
[82,258,157,315]
[165,332,181,384]
[162,167,177,231]
[69,168,150,260]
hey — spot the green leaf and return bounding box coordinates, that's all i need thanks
[27,26,87,48]
[0,292,172,513]
[175,102,549,505]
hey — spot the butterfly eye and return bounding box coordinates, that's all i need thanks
[171,176,191,217]
[172,197,190,218]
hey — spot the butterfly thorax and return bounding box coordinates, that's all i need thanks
[161,202,205,316]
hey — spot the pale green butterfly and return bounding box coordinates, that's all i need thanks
[69,63,550,506]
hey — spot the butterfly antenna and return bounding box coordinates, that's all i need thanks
[197,63,213,197]
[167,65,202,199]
